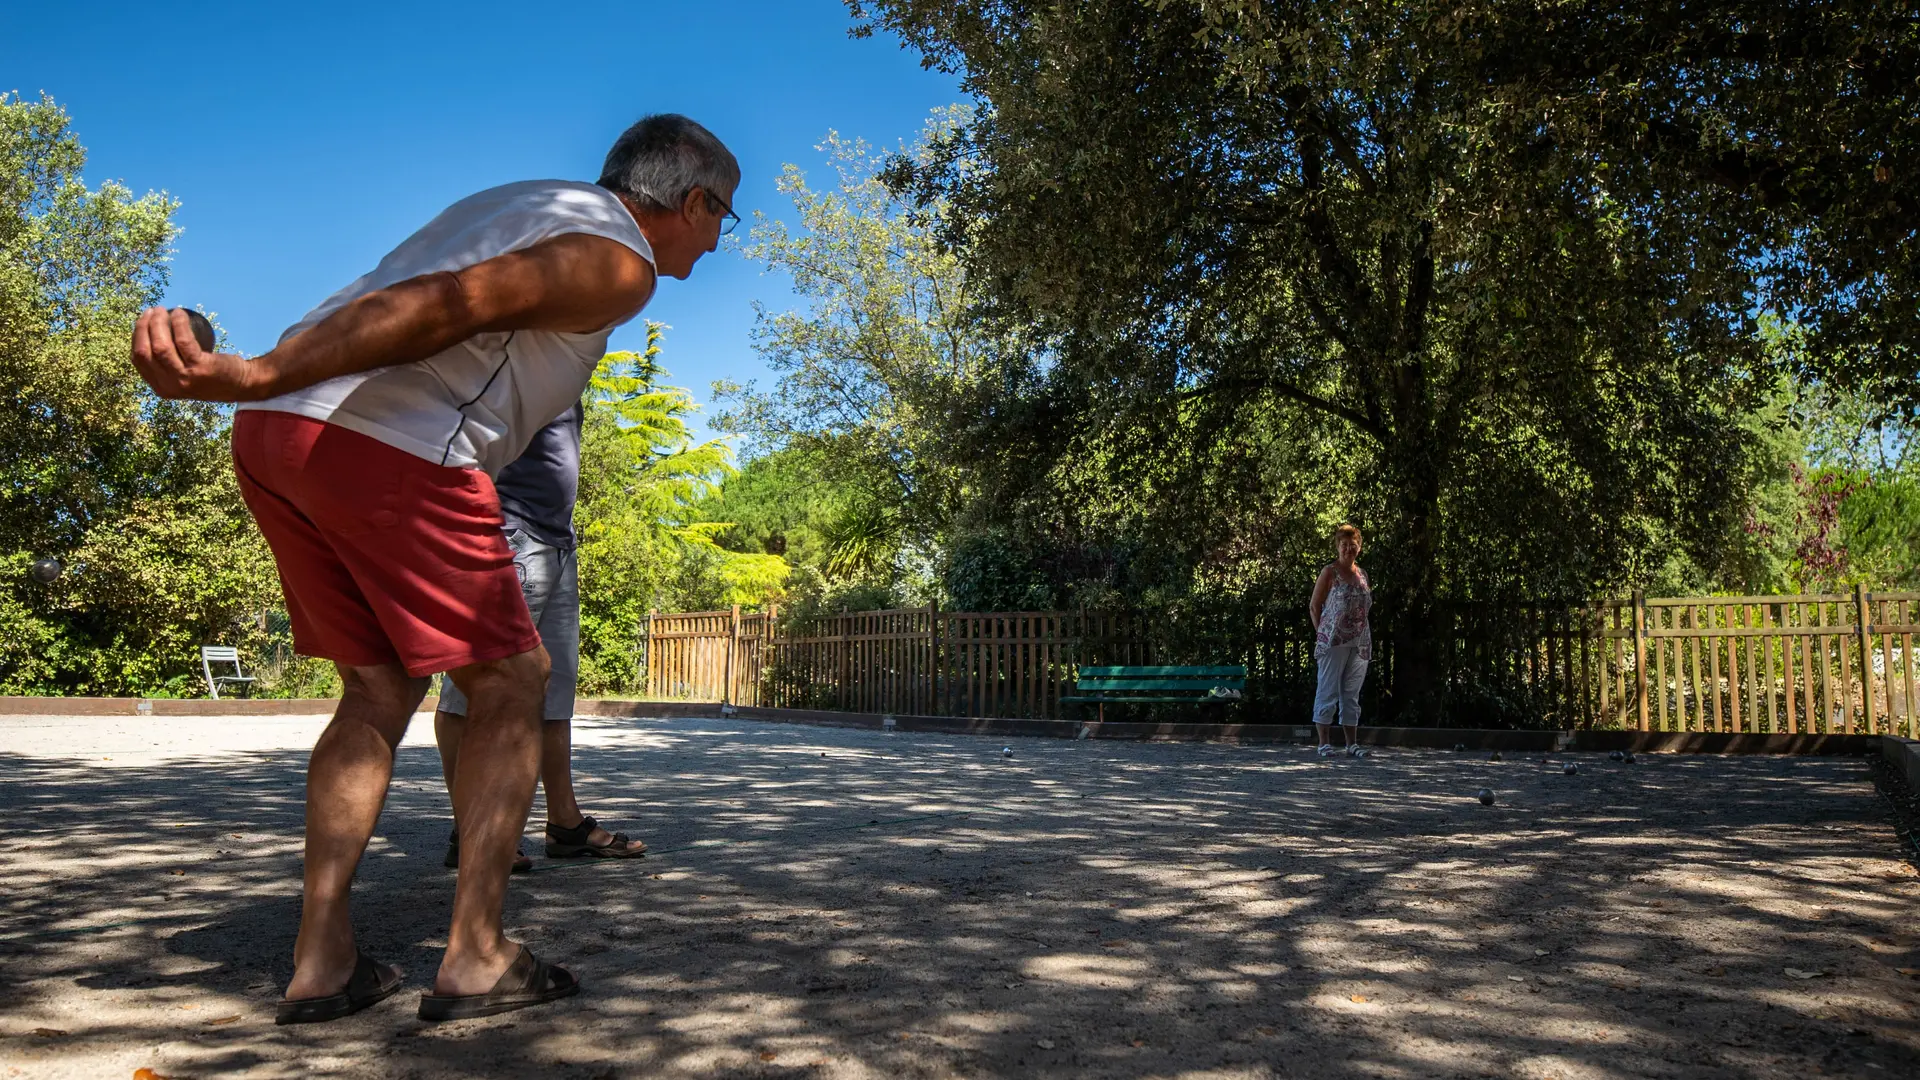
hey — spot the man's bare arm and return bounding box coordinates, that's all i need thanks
[130,233,656,402]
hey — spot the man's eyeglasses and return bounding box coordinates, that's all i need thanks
[703,190,741,236]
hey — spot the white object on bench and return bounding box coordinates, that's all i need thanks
[201,646,256,700]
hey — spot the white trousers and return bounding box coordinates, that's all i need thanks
[1313,645,1368,726]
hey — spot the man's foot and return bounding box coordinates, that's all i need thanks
[429,939,524,999]
[445,827,534,873]
[1345,743,1370,758]
[545,815,646,859]
[1317,744,1337,757]
[277,951,403,1025]
[284,918,360,1003]
[420,945,577,1021]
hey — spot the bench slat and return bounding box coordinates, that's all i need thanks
[1061,695,1235,704]
[1073,679,1243,691]
[1078,665,1244,677]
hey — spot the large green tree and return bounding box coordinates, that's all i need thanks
[848,0,1920,715]
[717,117,998,606]
[0,93,281,695]
[576,325,787,694]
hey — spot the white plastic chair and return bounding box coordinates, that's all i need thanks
[201,646,256,700]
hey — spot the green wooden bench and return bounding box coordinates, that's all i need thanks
[1062,665,1246,724]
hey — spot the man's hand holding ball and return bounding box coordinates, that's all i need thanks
[129,307,259,402]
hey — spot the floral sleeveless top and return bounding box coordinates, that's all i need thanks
[1315,567,1372,660]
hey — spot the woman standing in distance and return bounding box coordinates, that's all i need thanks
[1309,524,1371,757]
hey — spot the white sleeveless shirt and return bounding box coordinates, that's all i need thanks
[237,180,654,477]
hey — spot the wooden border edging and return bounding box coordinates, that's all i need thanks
[575,700,754,720]
[0,696,444,716]
[1882,736,1920,790]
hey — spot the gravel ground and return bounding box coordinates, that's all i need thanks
[2,713,1917,1080]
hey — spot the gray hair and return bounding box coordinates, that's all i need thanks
[597,114,740,213]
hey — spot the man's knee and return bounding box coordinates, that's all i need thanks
[446,646,551,705]
[327,663,429,747]
[338,663,432,711]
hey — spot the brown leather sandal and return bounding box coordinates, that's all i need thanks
[417,945,577,1021]
[276,950,403,1025]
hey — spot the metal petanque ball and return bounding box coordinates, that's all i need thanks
[172,307,217,353]
[1453,743,1468,752]
[28,557,62,584]
[1563,762,1579,775]
[1609,750,1625,762]
[1623,751,1637,764]
[1487,751,1503,763]
[1477,788,1495,806]
[1002,747,1014,758]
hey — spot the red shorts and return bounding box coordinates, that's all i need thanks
[231,410,540,676]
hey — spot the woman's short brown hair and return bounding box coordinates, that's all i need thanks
[1333,523,1363,548]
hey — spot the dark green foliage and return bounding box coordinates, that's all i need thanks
[848,0,1920,718]
[944,529,1054,611]
[0,93,296,696]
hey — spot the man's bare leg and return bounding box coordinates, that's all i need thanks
[539,718,579,824]
[285,662,429,1001]
[435,708,536,870]
[440,711,619,848]
[539,719,623,845]
[433,708,464,801]
[435,646,549,996]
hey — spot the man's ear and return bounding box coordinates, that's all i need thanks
[681,187,708,222]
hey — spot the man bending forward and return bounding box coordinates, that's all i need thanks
[129,114,738,1023]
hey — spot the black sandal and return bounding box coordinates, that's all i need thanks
[544,815,646,859]
[417,945,578,1022]
[275,950,403,1025]
[444,827,534,873]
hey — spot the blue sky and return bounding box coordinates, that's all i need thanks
[2,0,959,442]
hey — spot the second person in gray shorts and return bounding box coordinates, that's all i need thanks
[436,400,645,869]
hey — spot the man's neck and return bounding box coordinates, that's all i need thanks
[612,191,644,221]
[617,194,683,275]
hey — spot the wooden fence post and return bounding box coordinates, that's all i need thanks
[926,601,940,716]
[1632,589,1650,732]
[1856,582,1876,734]
[765,602,778,708]
[724,604,740,706]
[839,609,850,711]
[644,608,657,697]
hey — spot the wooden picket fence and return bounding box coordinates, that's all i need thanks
[1597,588,1920,735]
[642,588,1920,734]
[646,607,1152,718]
[643,607,774,707]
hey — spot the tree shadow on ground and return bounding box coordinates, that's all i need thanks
[2,717,1918,1079]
